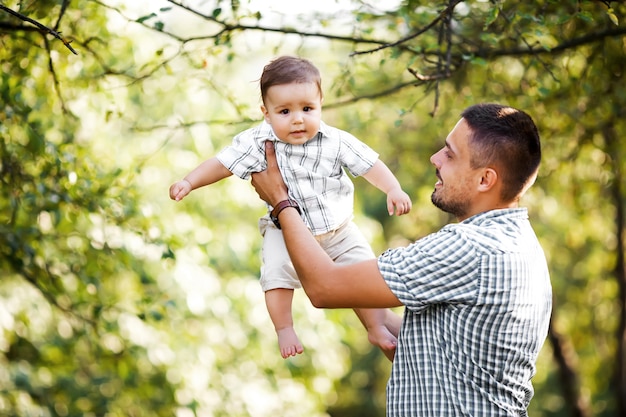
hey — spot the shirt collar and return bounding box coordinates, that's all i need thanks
[317,121,330,137]
[461,208,528,225]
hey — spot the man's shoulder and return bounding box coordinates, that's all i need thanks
[449,208,535,252]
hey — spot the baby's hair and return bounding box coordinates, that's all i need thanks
[259,56,322,105]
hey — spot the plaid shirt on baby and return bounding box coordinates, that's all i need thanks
[378,208,552,417]
[216,121,379,235]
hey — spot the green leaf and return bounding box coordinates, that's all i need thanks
[556,14,572,24]
[538,86,551,97]
[136,13,156,23]
[484,6,500,29]
[471,57,487,66]
[607,8,619,26]
[577,11,594,23]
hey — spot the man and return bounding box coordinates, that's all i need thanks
[251,103,552,416]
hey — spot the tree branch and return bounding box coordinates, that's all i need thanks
[604,122,626,417]
[0,4,78,54]
[548,320,592,417]
[350,0,463,56]
[53,0,72,32]
[472,26,626,59]
[44,37,74,117]
[162,0,389,46]
[324,80,426,109]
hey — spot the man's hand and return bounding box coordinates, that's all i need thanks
[251,141,290,207]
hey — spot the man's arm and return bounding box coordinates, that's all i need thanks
[251,141,402,309]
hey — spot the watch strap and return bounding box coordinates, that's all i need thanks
[270,199,301,229]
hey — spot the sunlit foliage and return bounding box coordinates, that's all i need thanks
[1,1,625,416]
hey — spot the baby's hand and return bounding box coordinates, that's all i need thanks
[169,180,192,201]
[387,188,412,216]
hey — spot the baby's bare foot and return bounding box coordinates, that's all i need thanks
[367,324,398,361]
[277,327,304,359]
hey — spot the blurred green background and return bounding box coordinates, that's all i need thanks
[1,1,625,416]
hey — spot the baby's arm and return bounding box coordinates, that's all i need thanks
[361,160,412,216]
[169,157,233,201]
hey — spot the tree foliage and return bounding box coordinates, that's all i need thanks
[1,0,625,416]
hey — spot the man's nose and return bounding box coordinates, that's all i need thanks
[430,150,440,166]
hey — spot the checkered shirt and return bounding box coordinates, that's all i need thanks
[378,208,552,416]
[217,121,379,235]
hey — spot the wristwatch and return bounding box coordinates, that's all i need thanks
[270,199,301,229]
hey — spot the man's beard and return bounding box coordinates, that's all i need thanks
[431,189,469,219]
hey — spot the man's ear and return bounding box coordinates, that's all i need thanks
[478,167,498,192]
[260,105,270,124]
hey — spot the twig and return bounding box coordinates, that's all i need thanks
[0,4,78,54]
[350,0,463,56]
[54,0,72,32]
[44,36,75,117]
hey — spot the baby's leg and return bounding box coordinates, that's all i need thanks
[265,288,304,359]
[354,308,399,362]
[259,219,303,359]
[324,222,400,361]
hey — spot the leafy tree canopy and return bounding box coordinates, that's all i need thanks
[1,1,625,416]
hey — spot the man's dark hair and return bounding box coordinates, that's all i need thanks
[462,103,541,202]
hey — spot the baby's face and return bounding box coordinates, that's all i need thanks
[261,82,322,145]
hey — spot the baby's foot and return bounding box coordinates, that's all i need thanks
[367,324,398,361]
[277,327,304,359]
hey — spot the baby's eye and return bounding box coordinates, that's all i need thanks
[280,109,289,115]
[303,106,312,112]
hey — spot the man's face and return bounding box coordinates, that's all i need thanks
[429,118,482,220]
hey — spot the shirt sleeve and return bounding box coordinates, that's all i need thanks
[378,226,480,312]
[216,128,267,180]
[337,130,379,177]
